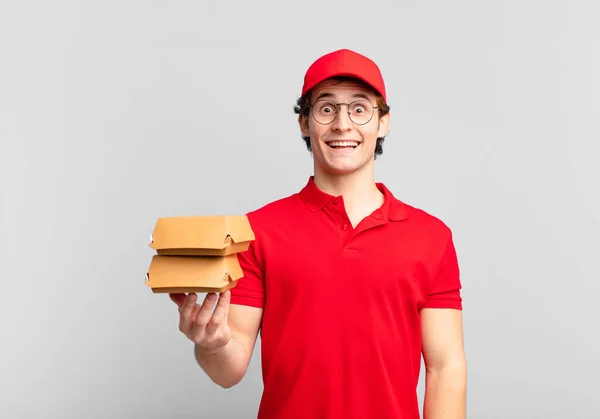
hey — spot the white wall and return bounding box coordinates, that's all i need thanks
[1,1,598,417]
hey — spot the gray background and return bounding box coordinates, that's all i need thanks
[1,1,598,418]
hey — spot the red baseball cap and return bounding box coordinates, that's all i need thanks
[301,49,387,101]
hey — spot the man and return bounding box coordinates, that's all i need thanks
[170,48,467,419]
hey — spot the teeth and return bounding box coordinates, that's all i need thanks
[328,141,359,147]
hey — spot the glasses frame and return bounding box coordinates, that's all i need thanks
[308,99,379,126]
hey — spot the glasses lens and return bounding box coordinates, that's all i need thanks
[348,100,374,125]
[311,100,337,124]
[310,100,375,125]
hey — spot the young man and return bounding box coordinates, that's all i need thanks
[170,49,467,419]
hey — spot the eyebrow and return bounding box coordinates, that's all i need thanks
[314,92,371,101]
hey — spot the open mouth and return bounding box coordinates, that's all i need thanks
[326,140,360,149]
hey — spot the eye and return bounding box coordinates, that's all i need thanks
[350,100,371,115]
[319,103,336,114]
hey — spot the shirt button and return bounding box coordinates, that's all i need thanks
[343,224,348,230]
[333,198,339,205]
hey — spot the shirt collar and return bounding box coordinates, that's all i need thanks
[298,176,408,221]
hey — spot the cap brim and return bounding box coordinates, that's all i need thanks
[302,72,384,99]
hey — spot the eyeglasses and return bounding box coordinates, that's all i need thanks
[308,99,378,125]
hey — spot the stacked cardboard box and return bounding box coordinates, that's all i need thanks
[145,215,255,293]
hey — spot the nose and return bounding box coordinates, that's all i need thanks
[331,106,352,132]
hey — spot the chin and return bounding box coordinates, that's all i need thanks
[319,162,366,176]
[313,148,374,176]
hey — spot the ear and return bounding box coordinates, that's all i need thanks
[298,114,310,137]
[377,112,390,138]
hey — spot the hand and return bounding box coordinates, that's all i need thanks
[169,291,232,351]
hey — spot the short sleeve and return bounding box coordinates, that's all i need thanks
[230,238,265,309]
[422,233,463,310]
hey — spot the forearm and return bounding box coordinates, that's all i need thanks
[423,363,467,419]
[194,337,250,388]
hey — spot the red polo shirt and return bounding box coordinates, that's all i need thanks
[230,176,463,419]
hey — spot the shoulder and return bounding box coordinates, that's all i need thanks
[240,192,302,256]
[243,192,302,237]
[246,192,300,220]
[390,195,455,249]
[398,202,459,269]
[382,182,453,239]
[405,203,452,234]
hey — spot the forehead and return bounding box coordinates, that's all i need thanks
[310,78,376,102]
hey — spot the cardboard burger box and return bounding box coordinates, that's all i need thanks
[145,215,255,293]
[146,254,243,293]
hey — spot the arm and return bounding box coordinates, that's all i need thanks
[191,216,266,387]
[194,299,263,388]
[171,291,263,388]
[421,308,467,419]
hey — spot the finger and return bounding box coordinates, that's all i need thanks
[190,293,218,342]
[205,291,230,335]
[190,301,201,322]
[194,293,218,325]
[212,292,231,323]
[169,293,187,307]
[178,294,197,331]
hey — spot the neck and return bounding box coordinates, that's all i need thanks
[313,164,384,226]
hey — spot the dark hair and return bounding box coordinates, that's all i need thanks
[293,76,390,159]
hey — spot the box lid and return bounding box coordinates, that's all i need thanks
[149,215,255,251]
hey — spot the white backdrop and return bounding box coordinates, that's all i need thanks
[1,1,598,418]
